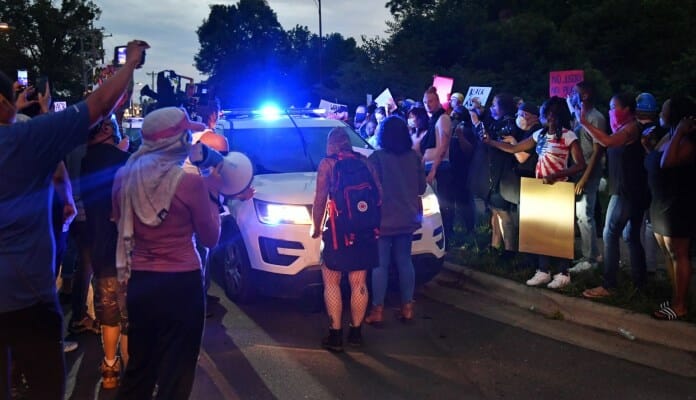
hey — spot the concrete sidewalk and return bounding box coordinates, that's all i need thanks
[439,261,696,353]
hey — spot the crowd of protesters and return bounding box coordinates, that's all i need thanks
[352,83,696,324]
[2,37,695,398]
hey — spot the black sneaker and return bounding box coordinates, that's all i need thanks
[346,325,363,347]
[322,328,343,353]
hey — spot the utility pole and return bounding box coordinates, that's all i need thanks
[146,70,156,89]
[318,0,322,86]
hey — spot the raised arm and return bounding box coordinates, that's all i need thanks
[579,103,639,148]
[485,134,536,154]
[662,117,696,168]
[85,40,149,127]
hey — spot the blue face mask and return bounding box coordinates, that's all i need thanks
[570,92,581,109]
[354,112,366,124]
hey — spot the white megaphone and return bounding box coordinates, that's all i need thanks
[218,151,254,196]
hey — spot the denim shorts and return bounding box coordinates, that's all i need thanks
[94,277,128,334]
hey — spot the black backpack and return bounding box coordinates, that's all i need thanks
[325,152,381,250]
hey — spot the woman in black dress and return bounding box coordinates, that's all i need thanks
[647,96,696,320]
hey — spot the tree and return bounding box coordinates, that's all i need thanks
[0,0,102,102]
[195,0,290,107]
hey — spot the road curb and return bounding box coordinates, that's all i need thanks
[442,261,696,353]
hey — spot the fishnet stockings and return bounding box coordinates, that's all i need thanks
[322,266,368,329]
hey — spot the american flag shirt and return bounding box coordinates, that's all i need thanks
[532,128,578,180]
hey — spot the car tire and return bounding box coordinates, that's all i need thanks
[220,234,257,304]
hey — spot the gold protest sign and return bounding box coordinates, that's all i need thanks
[518,177,575,259]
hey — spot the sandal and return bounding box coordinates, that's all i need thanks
[582,286,612,299]
[652,306,685,321]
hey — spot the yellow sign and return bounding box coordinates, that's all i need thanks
[518,177,575,259]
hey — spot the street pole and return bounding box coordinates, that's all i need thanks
[318,0,322,86]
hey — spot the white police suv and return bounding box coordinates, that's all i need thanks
[210,106,445,303]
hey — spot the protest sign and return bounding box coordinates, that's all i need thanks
[518,177,575,259]
[432,75,454,106]
[319,99,348,120]
[463,86,492,109]
[53,101,67,112]
[374,88,394,109]
[549,70,584,98]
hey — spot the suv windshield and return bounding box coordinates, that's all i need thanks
[228,125,369,174]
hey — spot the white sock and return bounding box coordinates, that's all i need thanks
[104,358,117,367]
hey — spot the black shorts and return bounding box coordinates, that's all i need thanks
[94,277,128,334]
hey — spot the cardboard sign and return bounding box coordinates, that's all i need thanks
[374,88,394,109]
[463,86,492,109]
[518,177,575,259]
[432,75,454,107]
[549,70,584,98]
[319,99,348,120]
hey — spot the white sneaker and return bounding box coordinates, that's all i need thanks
[547,273,571,289]
[526,270,551,286]
[569,260,596,274]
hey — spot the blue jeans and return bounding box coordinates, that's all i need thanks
[602,195,647,289]
[575,178,600,261]
[372,234,415,306]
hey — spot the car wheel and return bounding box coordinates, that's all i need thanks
[221,238,257,304]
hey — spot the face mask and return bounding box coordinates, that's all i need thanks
[609,108,632,132]
[659,117,668,128]
[515,116,529,131]
[570,92,581,109]
[354,112,366,124]
[408,118,416,128]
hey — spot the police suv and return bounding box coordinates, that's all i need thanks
[210,106,445,303]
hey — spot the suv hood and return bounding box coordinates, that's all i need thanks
[252,172,317,204]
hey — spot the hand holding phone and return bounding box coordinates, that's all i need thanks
[17,70,28,87]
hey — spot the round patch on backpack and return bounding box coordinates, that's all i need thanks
[357,200,368,212]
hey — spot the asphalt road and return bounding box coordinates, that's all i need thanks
[59,278,696,400]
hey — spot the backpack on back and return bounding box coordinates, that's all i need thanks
[325,152,381,250]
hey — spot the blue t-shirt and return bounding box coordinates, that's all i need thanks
[0,102,90,312]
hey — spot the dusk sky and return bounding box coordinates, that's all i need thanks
[96,1,393,94]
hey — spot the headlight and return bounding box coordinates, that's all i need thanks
[421,193,440,216]
[255,199,312,225]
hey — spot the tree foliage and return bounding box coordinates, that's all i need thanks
[0,0,102,102]
[195,0,695,109]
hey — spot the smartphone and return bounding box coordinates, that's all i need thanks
[114,45,146,68]
[17,70,28,87]
[53,101,67,112]
[114,46,127,66]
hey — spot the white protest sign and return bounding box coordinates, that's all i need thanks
[319,99,348,120]
[53,101,67,112]
[374,88,394,108]
[463,86,492,109]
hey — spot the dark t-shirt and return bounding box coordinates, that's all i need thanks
[81,143,130,277]
[0,103,90,312]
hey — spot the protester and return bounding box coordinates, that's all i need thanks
[484,96,586,289]
[581,93,649,299]
[648,97,696,320]
[311,127,382,352]
[81,118,131,389]
[408,106,429,153]
[0,39,149,400]
[365,116,426,324]
[468,93,521,258]
[566,81,607,274]
[113,107,221,399]
[422,86,454,246]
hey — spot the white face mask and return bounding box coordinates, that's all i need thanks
[516,115,529,131]
[659,117,668,128]
[408,118,416,128]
